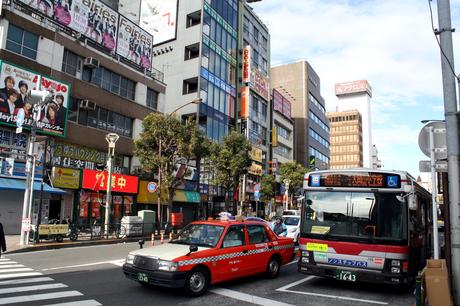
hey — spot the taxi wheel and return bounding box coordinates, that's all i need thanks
[184,267,209,297]
[265,256,280,279]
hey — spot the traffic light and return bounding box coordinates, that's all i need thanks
[309,155,316,169]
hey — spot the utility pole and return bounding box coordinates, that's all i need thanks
[436,0,460,303]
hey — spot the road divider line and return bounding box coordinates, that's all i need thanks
[210,288,295,306]
[277,288,388,305]
[0,272,43,279]
[0,277,54,285]
[0,283,68,294]
[0,290,83,305]
[42,260,124,271]
[276,276,315,291]
[44,299,102,306]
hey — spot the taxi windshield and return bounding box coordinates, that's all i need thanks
[170,224,225,248]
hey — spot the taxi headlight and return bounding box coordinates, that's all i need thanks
[158,260,178,272]
[126,254,135,265]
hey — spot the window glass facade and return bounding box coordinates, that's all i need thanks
[6,24,38,60]
[146,88,159,110]
[82,66,135,100]
[68,97,133,137]
[200,0,238,141]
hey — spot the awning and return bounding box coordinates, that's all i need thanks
[0,178,66,195]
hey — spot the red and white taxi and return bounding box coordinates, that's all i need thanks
[122,219,295,296]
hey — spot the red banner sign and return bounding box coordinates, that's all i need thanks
[82,169,139,194]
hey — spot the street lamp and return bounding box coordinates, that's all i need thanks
[156,98,202,233]
[105,133,119,238]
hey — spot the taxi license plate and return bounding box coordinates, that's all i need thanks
[335,270,356,282]
[137,272,148,283]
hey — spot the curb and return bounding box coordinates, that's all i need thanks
[5,235,162,254]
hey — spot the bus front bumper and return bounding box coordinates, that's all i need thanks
[298,262,409,285]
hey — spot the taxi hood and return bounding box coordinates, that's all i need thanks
[130,243,210,261]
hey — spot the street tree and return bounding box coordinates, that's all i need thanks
[279,161,307,208]
[209,131,252,213]
[260,174,276,202]
[134,113,210,224]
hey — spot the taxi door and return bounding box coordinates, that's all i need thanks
[214,225,249,282]
[245,224,272,274]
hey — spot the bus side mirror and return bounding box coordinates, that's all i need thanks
[408,194,417,210]
[306,199,312,206]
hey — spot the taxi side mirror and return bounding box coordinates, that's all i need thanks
[187,244,198,256]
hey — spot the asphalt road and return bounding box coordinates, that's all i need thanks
[1,242,415,306]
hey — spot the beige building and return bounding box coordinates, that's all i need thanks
[327,110,363,169]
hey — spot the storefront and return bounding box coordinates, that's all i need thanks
[77,169,138,225]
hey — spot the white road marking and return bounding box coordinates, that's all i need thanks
[0,261,16,265]
[110,259,125,267]
[0,265,25,269]
[0,290,83,305]
[0,259,11,262]
[0,268,33,273]
[0,277,54,285]
[5,242,132,256]
[0,283,68,294]
[44,299,102,306]
[276,276,315,291]
[42,259,124,271]
[210,288,295,306]
[0,272,43,279]
[276,276,388,305]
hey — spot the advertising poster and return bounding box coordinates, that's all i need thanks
[0,62,70,137]
[140,0,178,46]
[117,15,153,69]
[273,89,283,113]
[53,0,119,51]
[18,0,54,18]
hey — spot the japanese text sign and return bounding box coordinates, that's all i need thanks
[82,169,138,194]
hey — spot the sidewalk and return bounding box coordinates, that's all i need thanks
[4,233,163,254]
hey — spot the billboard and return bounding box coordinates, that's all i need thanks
[335,80,372,97]
[273,89,283,113]
[81,169,139,194]
[0,62,69,137]
[243,46,251,84]
[117,15,153,69]
[250,68,269,101]
[140,0,178,46]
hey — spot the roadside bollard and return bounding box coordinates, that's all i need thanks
[138,239,144,249]
[151,233,154,246]
[160,233,164,244]
[169,232,172,241]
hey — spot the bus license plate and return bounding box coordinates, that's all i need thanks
[336,270,356,282]
[137,272,149,283]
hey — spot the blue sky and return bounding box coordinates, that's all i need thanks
[249,0,460,177]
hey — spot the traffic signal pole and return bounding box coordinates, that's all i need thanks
[436,0,460,303]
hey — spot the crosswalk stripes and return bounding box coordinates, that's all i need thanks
[0,258,102,305]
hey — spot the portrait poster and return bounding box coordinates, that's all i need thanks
[117,15,153,69]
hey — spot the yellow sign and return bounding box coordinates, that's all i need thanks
[306,242,328,252]
[249,147,263,163]
[137,180,167,204]
[248,162,262,176]
[38,224,69,235]
[311,226,331,235]
[51,167,81,189]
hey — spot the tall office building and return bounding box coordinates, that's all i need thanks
[271,61,330,169]
[327,110,363,169]
[335,80,373,167]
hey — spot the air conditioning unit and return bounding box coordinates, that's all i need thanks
[83,57,100,68]
[79,99,96,111]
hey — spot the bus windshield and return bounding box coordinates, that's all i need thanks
[302,191,408,245]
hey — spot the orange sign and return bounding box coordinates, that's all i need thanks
[82,169,139,194]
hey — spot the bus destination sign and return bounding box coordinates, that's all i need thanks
[309,173,401,189]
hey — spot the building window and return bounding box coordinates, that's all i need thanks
[82,66,135,100]
[253,26,259,43]
[184,43,200,60]
[146,88,159,109]
[6,24,38,60]
[186,10,201,28]
[62,50,81,76]
[183,77,198,95]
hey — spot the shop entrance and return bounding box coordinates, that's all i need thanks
[48,199,62,221]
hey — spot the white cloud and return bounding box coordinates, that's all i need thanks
[250,0,459,175]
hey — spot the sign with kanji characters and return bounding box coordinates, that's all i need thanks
[81,169,139,194]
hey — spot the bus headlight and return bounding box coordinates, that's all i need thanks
[158,260,178,272]
[391,260,401,267]
[125,254,135,265]
[391,267,400,274]
[302,257,309,263]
